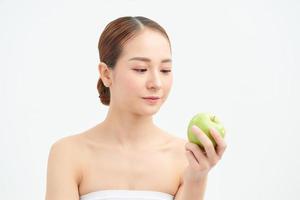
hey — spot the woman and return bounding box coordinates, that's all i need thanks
[45,16,227,200]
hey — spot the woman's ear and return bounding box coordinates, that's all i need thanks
[98,62,112,87]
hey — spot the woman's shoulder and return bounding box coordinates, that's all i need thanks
[50,132,85,152]
[161,131,189,186]
[159,129,188,162]
[47,132,87,187]
[161,129,188,150]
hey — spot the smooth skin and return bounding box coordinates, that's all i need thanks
[45,27,227,200]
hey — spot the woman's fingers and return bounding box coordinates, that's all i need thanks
[185,142,207,164]
[191,125,219,166]
[185,149,200,169]
[209,127,227,158]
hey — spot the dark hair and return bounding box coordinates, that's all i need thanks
[97,16,171,106]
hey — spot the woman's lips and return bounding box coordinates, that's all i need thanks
[142,97,160,104]
[143,96,160,99]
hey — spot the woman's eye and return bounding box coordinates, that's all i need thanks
[161,70,172,74]
[134,69,147,73]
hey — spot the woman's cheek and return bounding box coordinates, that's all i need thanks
[122,73,141,92]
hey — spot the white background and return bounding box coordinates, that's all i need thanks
[1,0,299,199]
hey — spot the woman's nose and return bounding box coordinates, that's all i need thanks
[147,70,162,90]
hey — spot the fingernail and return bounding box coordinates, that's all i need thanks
[192,125,198,132]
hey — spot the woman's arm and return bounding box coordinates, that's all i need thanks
[45,138,81,200]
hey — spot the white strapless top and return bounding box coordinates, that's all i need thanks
[79,189,174,200]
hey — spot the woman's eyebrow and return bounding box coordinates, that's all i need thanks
[128,57,172,63]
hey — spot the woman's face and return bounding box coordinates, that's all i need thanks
[110,28,173,116]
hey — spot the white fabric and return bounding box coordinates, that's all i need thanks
[79,189,174,200]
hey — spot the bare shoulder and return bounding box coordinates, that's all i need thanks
[49,131,91,163]
[49,133,85,156]
[48,133,85,179]
[163,132,189,185]
[162,130,188,153]
[46,133,87,199]
[172,136,189,168]
[151,127,188,167]
[51,133,80,147]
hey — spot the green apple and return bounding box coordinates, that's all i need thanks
[187,113,226,149]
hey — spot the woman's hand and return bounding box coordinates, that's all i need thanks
[183,125,227,183]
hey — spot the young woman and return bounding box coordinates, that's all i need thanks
[45,16,227,200]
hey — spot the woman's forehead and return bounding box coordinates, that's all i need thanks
[126,30,169,49]
[111,28,171,66]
